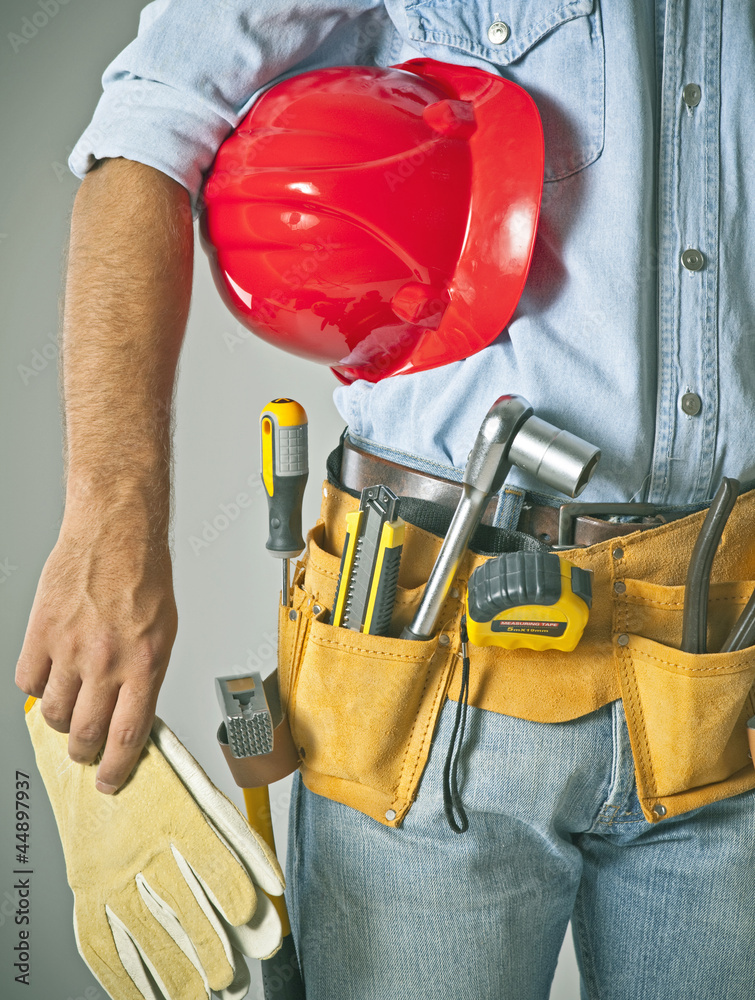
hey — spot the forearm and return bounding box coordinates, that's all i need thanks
[16,158,192,790]
[60,157,193,547]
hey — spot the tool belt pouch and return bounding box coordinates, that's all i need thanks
[612,501,755,821]
[278,494,460,828]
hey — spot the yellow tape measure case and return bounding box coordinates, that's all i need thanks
[465,551,592,652]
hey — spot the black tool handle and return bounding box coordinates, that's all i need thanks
[720,586,755,652]
[261,933,306,1000]
[265,472,307,558]
[260,400,308,559]
[681,478,739,654]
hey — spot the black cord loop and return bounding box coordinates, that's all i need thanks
[443,614,470,833]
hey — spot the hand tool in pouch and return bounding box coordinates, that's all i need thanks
[399,395,600,834]
[215,395,308,998]
[331,484,405,635]
[466,551,592,651]
[216,674,305,1000]
[402,394,600,641]
[681,477,739,654]
[260,398,308,605]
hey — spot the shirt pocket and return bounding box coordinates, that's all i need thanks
[402,0,605,181]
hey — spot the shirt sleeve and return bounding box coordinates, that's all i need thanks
[68,0,383,210]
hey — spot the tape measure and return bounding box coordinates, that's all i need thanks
[465,551,592,652]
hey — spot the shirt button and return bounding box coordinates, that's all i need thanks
[681,392,702,416]
[682,83,702,107]
[681,248,705,271]
[487,20,510,45]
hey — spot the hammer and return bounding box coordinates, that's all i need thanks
[401,395,600,641]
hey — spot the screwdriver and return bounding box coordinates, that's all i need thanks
[260,398,308,605]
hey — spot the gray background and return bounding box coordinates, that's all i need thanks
[0,1,579,996]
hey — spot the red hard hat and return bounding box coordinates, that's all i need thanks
[200,58,543,383]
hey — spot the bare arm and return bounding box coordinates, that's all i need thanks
[15,158,193,793]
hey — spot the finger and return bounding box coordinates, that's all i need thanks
[95,685,157,794]
[39,669,82,734]
[67,682,119,766]
[15,641,52,698]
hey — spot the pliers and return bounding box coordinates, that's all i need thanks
[681,478,739,654]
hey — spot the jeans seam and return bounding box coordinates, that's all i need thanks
[287,771,303,960]
[590,700,623,830]
[573,893,601,1000]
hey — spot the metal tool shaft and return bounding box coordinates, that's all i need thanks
[401,395,600,642]
[402,484,490,641]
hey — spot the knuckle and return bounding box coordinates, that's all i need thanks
[73,723,106,747]
[40,707,70,732]
[111,726,148,750]
[15,672,44,697]
[130,637,166,671]
[90,632,120,662]
[57,633,82,660]
[15,659,41,691]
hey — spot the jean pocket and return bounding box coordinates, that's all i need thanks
[614,631,755,822]
[402,0,605,180]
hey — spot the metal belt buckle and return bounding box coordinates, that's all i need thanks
[553,503,664,549]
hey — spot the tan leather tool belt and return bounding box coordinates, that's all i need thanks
[278,475,755,829]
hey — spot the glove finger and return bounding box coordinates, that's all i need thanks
[151,719,284,895]
[105,905,170,1000]
[72,902,156,1000]
[214,946,251,1000]
[139,846,243,992]
[107,880,211,1000]
[177,835,283,959]
[222,890,284,962]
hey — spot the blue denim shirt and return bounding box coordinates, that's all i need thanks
[70,1,755,507]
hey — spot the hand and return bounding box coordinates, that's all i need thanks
[15,514,178,794]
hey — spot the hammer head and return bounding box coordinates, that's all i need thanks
[465,394,600,498]
[216,673,274,758]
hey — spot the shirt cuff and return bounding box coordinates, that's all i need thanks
[68,77,242,214]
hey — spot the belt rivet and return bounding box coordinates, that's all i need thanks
[653,804,667,818]
[312,604,323,615]
[438,633,451,646]
[612,547,624,560]
[385,809,397,822]
[617,633,629,646]
[614,581,627,594]
[289,609,298,621]
[450,588,460,600]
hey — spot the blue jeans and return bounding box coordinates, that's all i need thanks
[286,697,755,999]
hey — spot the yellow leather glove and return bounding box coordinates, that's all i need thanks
[25,697,284,1000]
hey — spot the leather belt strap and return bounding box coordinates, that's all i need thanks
[341,438,501,524]
[341,438,668,547]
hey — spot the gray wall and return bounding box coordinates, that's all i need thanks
[0,1,579,997]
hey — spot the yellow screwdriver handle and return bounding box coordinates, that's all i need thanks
[260,399,308,560]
